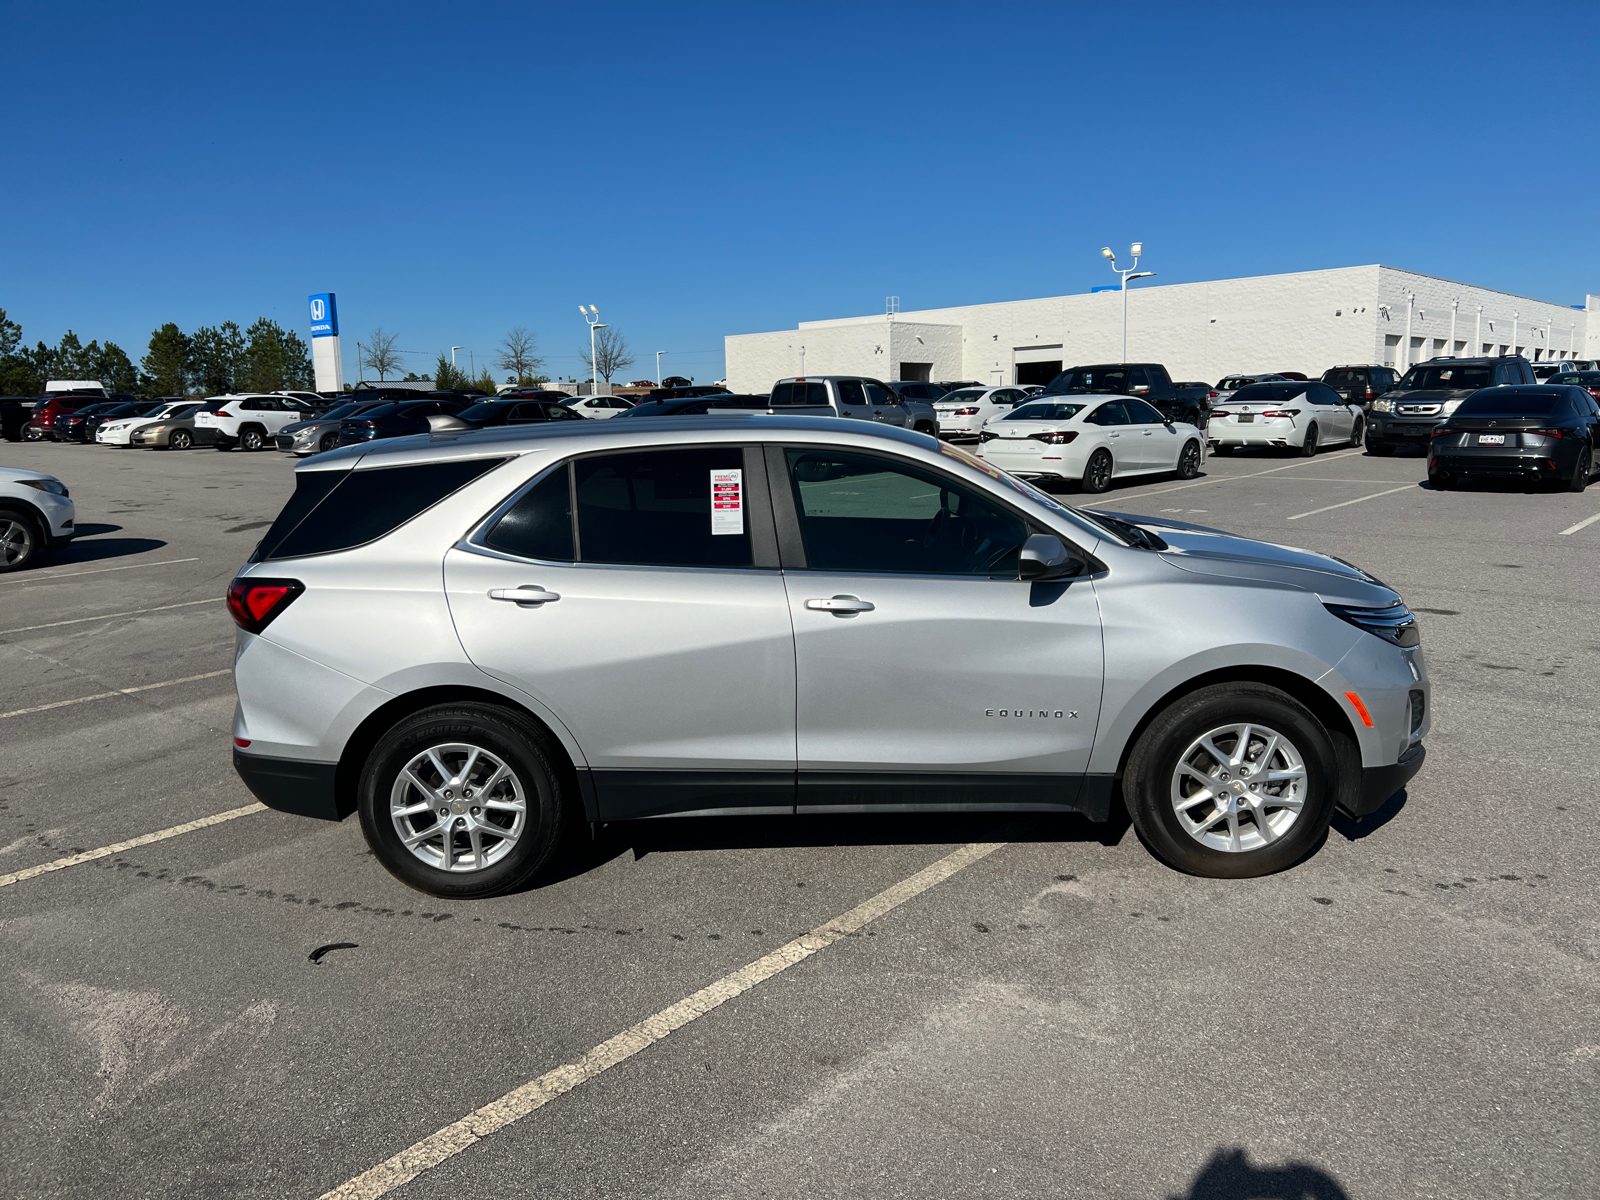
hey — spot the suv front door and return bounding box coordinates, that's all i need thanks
[773,445,1103,811]
[864,380,909,427]
[444,445,797,820]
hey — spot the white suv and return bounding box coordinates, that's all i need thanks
[0,467,75,571]
[195,395,313,451]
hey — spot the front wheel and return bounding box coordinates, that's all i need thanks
[1123,682,1339,878]
[0,509,40,572]
[1175,439,1202,479]
[1081,448,1113,494]
[319,432,341,453]
[358,703,568,898]
[1299,425,1319,457]
[168,428,193,451]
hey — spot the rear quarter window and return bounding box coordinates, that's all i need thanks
[253,458,510,561]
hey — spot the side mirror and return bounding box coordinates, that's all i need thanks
[1019,534,1079,581]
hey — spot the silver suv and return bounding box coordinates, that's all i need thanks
[228,416,1429,897]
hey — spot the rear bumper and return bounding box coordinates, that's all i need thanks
[1344,743,1425,818]
[233,748,347,821]
[1429,448,1573,478]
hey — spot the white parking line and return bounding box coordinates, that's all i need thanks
[0,598,219,636]
[0,669,232,720]
[1286,484,1415,521]
[1079,448,1363,508]
[0,802,265,889]
[0,556,199,585]
[319,835,1014,1200]
[1559,510,1600,536]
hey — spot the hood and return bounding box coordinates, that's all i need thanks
[3,467,63,484]
[1096,511,1401,607]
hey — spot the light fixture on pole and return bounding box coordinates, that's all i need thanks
[1101,243,1155,363]
[450,346,462,368]
[655,350,667,386]
[580,306,606,393]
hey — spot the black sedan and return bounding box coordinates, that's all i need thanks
[616,394,770,418]
[446,398,587,430]
[336,397,476,445]
[1428,384,1600,492]
[64,401,164,442]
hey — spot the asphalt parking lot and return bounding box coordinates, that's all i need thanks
[2,438,1597,1200]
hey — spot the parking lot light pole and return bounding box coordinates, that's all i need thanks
[1450,298,1459,356]
[1512,312,1519,357]
[1101,243,1155,363]
[656,350,667,386]
[1475,304,1483,355]
[450,346,462,368]
[1402,293,1415,372]
[580,306,605,393]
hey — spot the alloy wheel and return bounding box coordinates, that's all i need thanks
[1085,450,1112,493]
[1169,722,1307,853]
[0,517,34,567]
[389,742,527,873]
[170,430,192,450]
[1177,441,1201,478]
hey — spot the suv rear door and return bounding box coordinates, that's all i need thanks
[444,445,797,820]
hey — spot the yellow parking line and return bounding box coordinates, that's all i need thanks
[0,669,232,720]
[318,836,1014,1200]
[0,803,265,889]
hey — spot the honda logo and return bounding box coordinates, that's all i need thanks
[310,298,325,321]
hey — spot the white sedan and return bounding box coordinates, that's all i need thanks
[95,401,195,446]
[560,395,636,420]
[934,385,1030,438]
[975,395,1204,494]
[1207,381,1365,456]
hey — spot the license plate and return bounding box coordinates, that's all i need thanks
[1237,413,1254,423]
[1477,434,1504,445]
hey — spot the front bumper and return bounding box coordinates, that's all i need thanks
[233,748,347,820]
[1348,743,1426,817]
[1366,417,1439,445]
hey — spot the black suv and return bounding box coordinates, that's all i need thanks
[1041,363,1206,426]
[1366,357,1534,455]
[1321,365,1399,410]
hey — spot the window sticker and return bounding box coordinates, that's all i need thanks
[710,468,743,535]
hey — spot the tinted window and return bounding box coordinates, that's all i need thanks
[1124,399,1165,423]
[1230,384,1309,404]
[837,380,868,406]
[1086,401,1132,425]
[1322,369,1366,387]
[1396,363,1492,390]
[768,382,830,407]
[942,390,986,404]
[257,458,509,561]
[1454,391,1569,418]
[483,466,574,561]
[785,449,1025,576]
[864,381,894,405]
[1003,401,1086,422]
[575,448,752,568]
[1043,367,1130,395]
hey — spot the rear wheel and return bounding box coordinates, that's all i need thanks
[1082,448,1113,494]
[1211,444,1233,456]
[1568,448,1592,493]
[168,428,193,450]
[1123,682,1338,879]
[1175,439,1202,479]
[0,509,40,573]
[1299,425,1319,457]
[358,703,568,899]
[1349,416,1365,446]
[238,427,265,452]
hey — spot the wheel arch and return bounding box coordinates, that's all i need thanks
[1105,664,1363,816]
[334,684,593,821]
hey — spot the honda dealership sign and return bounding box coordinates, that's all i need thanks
[308,292,344,392]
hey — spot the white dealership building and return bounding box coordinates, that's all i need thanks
[724,265,1599,393]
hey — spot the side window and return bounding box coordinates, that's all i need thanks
[574,448,752,569]
[547,404,584,420]
[1124,398,1165,423]
[1127,368,1151,391]
[482,465,575,561]
[784,449,1026,577]
[241,398,262,411]
[865,381,895,405]
[1088,401,1130,426]
[837,380,868,407]
[508,403,546,423]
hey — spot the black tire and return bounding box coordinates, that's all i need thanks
[1175,439,1202,479]
[1349,416,1365,446]
[1082,448,1113,494]
[238,427,265,452]
[1567,447,1592,493]
[1211,444,1233,456]
[1365,439,1394,457]
[23,426,43,442]
[319,432,341,453]
[1428,469,1453,491]
[913,421,936,436]
[358,703,569,899]
[1299,424,1319,457]
[168,428,193,451]
[1122,681,1339,879]
[0,507,40,573]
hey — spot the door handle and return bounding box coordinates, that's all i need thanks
[489,586,561,606]
[805,595,875,616]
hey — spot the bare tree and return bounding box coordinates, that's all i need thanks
[580,326,636,383]
[495,326,545,384]
[362,328,403,380]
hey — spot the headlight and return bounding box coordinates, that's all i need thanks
[17,478,69,498]
[1372,398,1394,413]
[1441,398,1463,415]
[1325,601,1419,648]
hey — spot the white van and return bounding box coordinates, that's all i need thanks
[45,380,108,397]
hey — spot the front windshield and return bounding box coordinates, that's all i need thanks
[1397,364,1492,390]
[1043,367,1129,395]
[315,402,361,421]
[172,404,202,418]
[934,441,1127,547]
[1003,402,1085,422]
[457,401,510,423]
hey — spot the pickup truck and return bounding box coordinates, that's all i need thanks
[1039,363,1207,427]
[767,377,940,435]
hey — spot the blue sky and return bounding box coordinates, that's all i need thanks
[5,1,1597,385]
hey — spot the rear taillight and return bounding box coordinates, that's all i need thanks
[226,577,304,633]
[977,430,998,442]
[1208,391,1220,398]
[1209,409,1232,418]
[1029,430,1079,445]
[1526,428,1570,439]
[1365,389,1375,399]
[1430,427,1456,438]
[953,407,979,416]
[1260,409,1301,418]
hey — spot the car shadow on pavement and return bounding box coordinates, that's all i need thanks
[46,523,167,565]
[531,809,1132,890]
[1330,788,1409,841]
[1169,1146,1349,1199]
